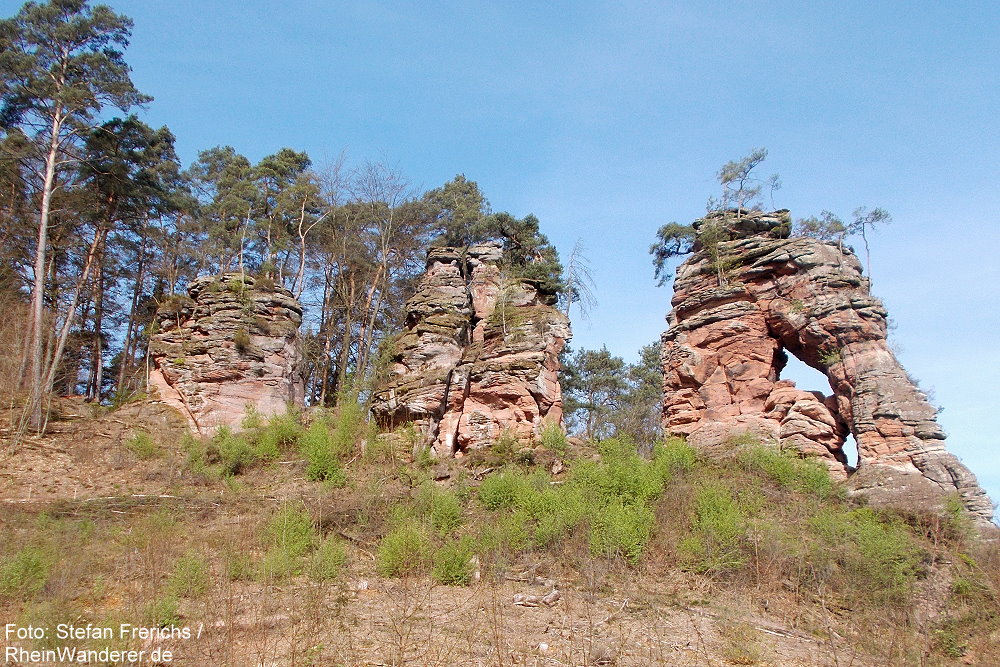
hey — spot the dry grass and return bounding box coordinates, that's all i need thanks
[2,408,1000,665]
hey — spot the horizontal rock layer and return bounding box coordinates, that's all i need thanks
[371,243,571,456]
[662,210,992,525]
[148,274,304,434]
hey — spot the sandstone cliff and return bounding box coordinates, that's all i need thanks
[661,210,993,524]
[371,242,571,456]
[148,274,304,434]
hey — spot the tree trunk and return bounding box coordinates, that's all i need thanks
[26,110,63,428]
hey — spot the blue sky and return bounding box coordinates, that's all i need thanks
[5,1,998,504]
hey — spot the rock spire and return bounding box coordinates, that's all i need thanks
[148,273,304,434]
[371,242,571,456]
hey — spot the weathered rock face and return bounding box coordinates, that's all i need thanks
[371,243,571,457]
[662,210,993,524]
[148,274,304,434]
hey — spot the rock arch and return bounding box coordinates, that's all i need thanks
[661,211,992,524]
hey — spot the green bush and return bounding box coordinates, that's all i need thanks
[300,420,346,484]
[261,505,316,578]
[415,483,463,536]
[166,550,210,598]
[590,500,654,564]
[0,545,52,597]
[310,537,347,581]
[432,537,475,585]
[252,411,302,460]
[678,483,747,573]
[330,397,367,459]
[808,507,925,603]
[474,441,679,564]
[144,595,180,628]
[124,431,158,459]
[212,426,255,476]
[376,520,433,577]
[476,510,531,556]
[570,437,670,505]
[654,437,697,473]
[740,445,834,498]
[539,421,567,453]
[478,470,534,511]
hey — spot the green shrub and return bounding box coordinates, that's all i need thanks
[167,551,210,598]
[310,537,347,581]
[233,327,251,352]
[300,420,346,484]
[570,438,669,506]
[740,445,834,498]
[539,421,567,453]
[124,431,158,459]
[654,437,696,473]
[415,483,463,536]
[330,397,367,459]
[224,551,256,581]
[376,520,433,577]
[478,470,533,511]
[212,426,254,476]
[252,411,302,460]
[476,510,531,556]
[492,429,520,459]
[589,499,654,564]
[0,545,52,597]
[678,483,747,573]
[808,507,924,602]
[145,595,180,628]
[432,537,475,585]
[261,505,316,578]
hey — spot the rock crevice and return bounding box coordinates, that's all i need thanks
[371,242,571,456]
[662,210,992,523]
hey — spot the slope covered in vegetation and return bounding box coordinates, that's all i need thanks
[3,400,999,665]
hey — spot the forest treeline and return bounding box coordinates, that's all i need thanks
[0,0,575,431]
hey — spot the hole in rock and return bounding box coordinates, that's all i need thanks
[778,351,858,468]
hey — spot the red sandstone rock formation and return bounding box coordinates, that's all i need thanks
[662,210,993,523]
[148,274,304,434]
[371,243,571,457]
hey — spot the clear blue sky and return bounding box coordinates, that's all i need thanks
[5,1,998,505]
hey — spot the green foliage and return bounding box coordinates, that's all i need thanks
[299,420,346,484]
[794,210,846,240]
[649,222,696,285]
[475,438,686,564]
[252,411,301,460]
[144,595,181,628]
[478,470,535,511]
[328,396,367,459]
[310,537,347,581]
[211,426,255,476]
[654,437,697,473]
[589,499,654,564]
[808,507,925,602]
[233,327,251,352]
[124,431,158,459]
[432,537,475,585]
[0,545,52,598]
[539,421,567,453]
[261,504,316,578]
[818,348,841,366]
[415,482,463,536]
[561,346,628,440]
[376,520,433,577]
[678,483,747,574]
[740,446,834,499]
[166,550,210,598]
